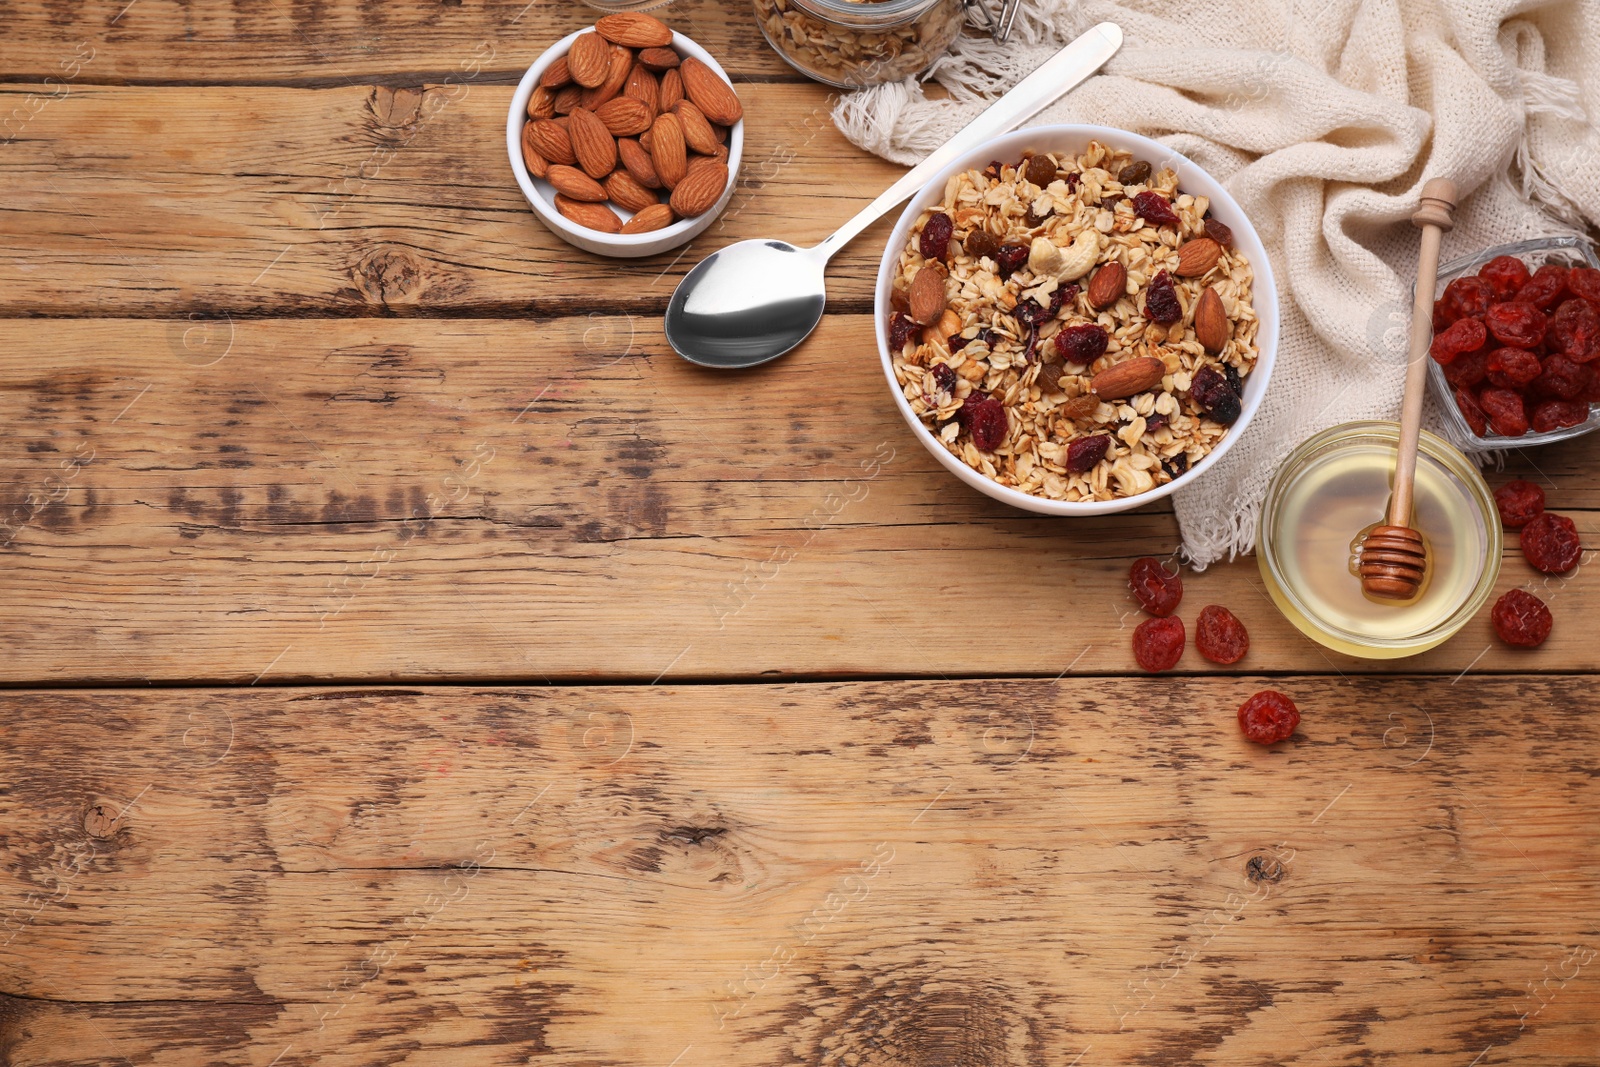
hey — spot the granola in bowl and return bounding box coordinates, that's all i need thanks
[886,139,1262,505]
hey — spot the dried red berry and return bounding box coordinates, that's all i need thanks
[1143,270,1183,324]
[1531,399,1588,433]
[1478,255,1531,300]
[1549,298,1600,362]
[958,394,1008,452]
[964,228,999,262]
[1190,365,1242,425]
[930,363,957,393]
[1203,218,1234,248]
[1491,588,1553,648]
[1129,557,1183,617]
[1494,479,1545,528]
[1132,191,1181,228]
[1430,317,1486,364]
[1520,511,1582,574]
[1065,434,1111,472]
[888,312,919,352]
[994,243,1030,279]
[1237,690,1299,745]
[1454,385,1489,436]
[1486,347,1541,389]
[1195,604,1249,664]
[1056,323,1109,365]
[919,212,953,261]
[1440,276,1495,323]
[1443,346,1491,388]
[1532,354,1591,400]
[1478,387,1529,437]
[1014,285,1074,327]
[1132,616,1184,672]
[1566,266,1600,309]
[1484,301,1548,349]
[1515,263,1568,310]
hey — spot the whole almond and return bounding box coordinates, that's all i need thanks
[595,12,674,48]
[547,165,608,202]
[678,57,742,125]
[595,96,652,137]
[527,85,556,121]
[520,125,549,179]
[649,111,687,190]
[704,141,730,164]
[621,203,676,234]
[617,137,662,189]
[669,160,727,217]
[605,170,660,214]
[554,194,621,234]
[1086,261,1127,309]
[581,44,634,110]
[567,32,612,89]
[658,68,684,112]
[528,119,577,166]
[1174,237,1222,277]
[637,46,681,71]
[638,127,655,152]
[908,266,946,326]
[553,85,582,114]
[1089,356,1166,399]
[673,100,719,155]
[624,64,659,118]
[713,123,728,144]
[1194,286,1231,352]
[540,56,572,90]
[567,107,618,180]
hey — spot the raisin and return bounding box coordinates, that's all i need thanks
[1223,363,1243,394]
[1203,218,1234,248]
[1548,298,1600,362]
[1190,365,1242,425]
[1443,346,1491,388]
[1024,153,1057,188]
[958,394,1008,452]
[1132,191,1181,228]
[983,159,1005,180]
[1440,276,1495,322]
[1143,270,1183,324]
[1430,316,1486,364]
[1531,399,1588,433]
[1055,323,1109,365]
[964,228,1000,262]
[1129,557,1183,617]
[1132,616,1185,672]
[1024,205,1054,228]
[931,363,957,393]
[1454,385,1489,436]
[1116,160,1151,186]
[1065,434,1111,472]
[1491,588,1553,648]
[1478,386,1529,437]
[1532,354,1591,400]
[888,312,919,352]
[1195,604,1249,664]
[919,212,953,262]
[1515,263,1568,310]
[1237,690,1299,745]
[1486,347,1541,388]
[1478,255,1531,300]
[1520,511,1582,574]
[1567,266,1600,308]
[1494,479,1545,528]
[1160,452,1190,480]
[1484,301,1548,349]
[994,243,1030,279]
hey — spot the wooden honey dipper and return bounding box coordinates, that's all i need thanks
[1358,177,1458,601]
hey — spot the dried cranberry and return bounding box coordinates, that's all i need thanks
[1443,346,1491,388]
[1143,270,1183,324]
[1486,347,1541,388]
[1515,263,1568,310]
[1491,588,1553,648]
[888,313,919,352]
[1223,363,1242,394]
[1549,298,1600,362]
[1132,191,1181,228]
[958,394,1008,452]
[1484,301,1548,349]
[931,363,957,393]
[1129,556,1183,617]
[994,243,1030,279]
[1237,691,1299,745]
[964,228,1000,262]
[1024,153,1057,188]
[1567,266,1600,308]
[1015,285,1075,328]
[1190,365,1241,425]
[1532,399,1589,433]
[1478,386,1529,437]
[1520,511,1582,574]
[1195,604,1249,664]
[1160,452,1190,480]
[1532,354,1591,400]
[1203,218,1234,248]
[919,212,953,261]
[1146,411,1168,432]
[1055,323,1109,365]
[1430,317,1486,364]
[1132,616,1185,672]
[1450,385,1488,435]
[1065,172,1081,190]
[1065,434,1111,472]
[1478,255,1531,300]
[1494,479,1545,528]
[1440,276,1495,323]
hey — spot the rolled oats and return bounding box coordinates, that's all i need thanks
[752,0,964,88]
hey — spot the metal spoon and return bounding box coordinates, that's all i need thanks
[664,22,1124,369]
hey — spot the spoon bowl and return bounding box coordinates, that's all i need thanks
[664,241,827,369]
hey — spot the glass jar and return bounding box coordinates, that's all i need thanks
[579,0,675,10]
[753,0,966,88]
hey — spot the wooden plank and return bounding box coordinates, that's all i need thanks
[1,679,1596,1065]
[0,81,894,316]
[0,0,804,83]
[1,317,1596,683]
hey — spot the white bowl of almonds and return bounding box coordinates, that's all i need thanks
[877,125,1279,516]
[508,12,745,258]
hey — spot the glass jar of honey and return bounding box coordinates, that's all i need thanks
[752,0,966,87]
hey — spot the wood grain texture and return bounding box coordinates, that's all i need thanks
[1,681,1597,1065]
[1,317,1596,684]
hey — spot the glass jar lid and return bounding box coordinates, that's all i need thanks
[786,0,958,30]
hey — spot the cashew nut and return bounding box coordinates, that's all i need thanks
[1028,236,1062,278]
[1026,230,1100,284]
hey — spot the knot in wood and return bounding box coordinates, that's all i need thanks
[1245,854,1286,884]
[353,245,430,307]
[83,803,120,839]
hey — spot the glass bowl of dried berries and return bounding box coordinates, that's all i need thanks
[875,125,1280,516]
[1426,236,1600,452]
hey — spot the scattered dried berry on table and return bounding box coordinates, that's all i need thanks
[1195,604,1249,664]
[1132,616,1185,672]
[1520,511,1582,574]
[1238,690,1299,745]
[1129,556,1184,617]
[1493,479,1545,528]
[1479,254,1531,300]
[919,211,953,261]
[1491,588,1553,648]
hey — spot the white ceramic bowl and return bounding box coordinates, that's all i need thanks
[874,124,1280,516]
[506,29,744,258]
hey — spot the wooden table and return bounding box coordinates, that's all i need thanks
[2,3,1597,1063]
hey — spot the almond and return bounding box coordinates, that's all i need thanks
[621,203,676,234]
[669,160,727,217]
[638,128,654,153]
[567,107,617,180]
[595,12,674,48]
[673,100,719,155]
[554,194,621,234]
[1086,261,1127,310]
[908,266,946,326]
[1194,286,1230,353]
[636,46,681,71]
[595,96,652,137]
[1089,356,1166,400]
[567,32,612,89]
[527,85,556,121]
[1174,237,1221,277]
[539,56,572,90]
[623,63,659,119]
[546,164,607,202]
[552,85,582,114]
[617,137,662,189]
[581,44,633,110]
[519,125,549,179]
[678,57,742,126]
[649,111,687,190]
[658,68,683,112]
[527,119,577,166]
[704,141,730,164]
[605,170,660,214]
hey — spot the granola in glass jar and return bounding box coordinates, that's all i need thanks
[753,0,964,88]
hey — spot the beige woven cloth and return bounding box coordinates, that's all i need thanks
[833,0,1599,566]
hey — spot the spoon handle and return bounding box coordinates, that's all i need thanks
[811,22,1124,261]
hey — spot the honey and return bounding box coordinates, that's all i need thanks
[1258,422,1501,658]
